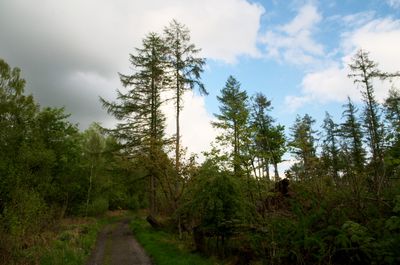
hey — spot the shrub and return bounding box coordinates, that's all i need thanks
[82,197,109,216]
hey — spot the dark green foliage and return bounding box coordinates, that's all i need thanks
[250,93,286,180]
[288,114,318,180]
[321,112,341,182]
[182,160,246,232]
[384,89,400,178]
[348,49,400,195]
[213,76,250,176]
[101,32,167,152]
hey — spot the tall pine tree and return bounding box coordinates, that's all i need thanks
[213,76,250,177]
[289,114,317,180]
[163,20,206,178]
[348,49,399,194]
[101,32,168,215]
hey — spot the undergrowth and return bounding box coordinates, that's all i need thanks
[130,216,220,265]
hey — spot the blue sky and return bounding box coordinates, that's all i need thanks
[203,0,400,131]
[1,0,400,169]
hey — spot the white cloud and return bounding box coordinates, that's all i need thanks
[0,0,263,67]
[284,95,312,112]
[301,65,360,102]
[286,17,400,111]
[386,0,400,9]
[161,91,217,161]
[259,3,324,65]
[341,11,375,28]
[0,0,263,155]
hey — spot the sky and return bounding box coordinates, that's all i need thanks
[1,0,400,170]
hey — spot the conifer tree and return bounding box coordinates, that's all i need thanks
[384,88,400,141]
[250,93,285,180]
[321,112,340,182]
[101,32,168,214]
[213,76,250,177]
[348,49,399,194]
[163,20,206,178]
[289,114,317,180]
[340,97,366,177]
[383,88,400,177]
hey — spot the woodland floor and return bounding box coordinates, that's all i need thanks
[86,217,152,265]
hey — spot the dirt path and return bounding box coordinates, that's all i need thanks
[86,218,152,265]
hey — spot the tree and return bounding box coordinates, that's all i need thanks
[383,88,400,178]
[101,32,168,215]
[384,88,400,142]
[34,106,81,216]
[340,97,366,177]
[339,98,367,214]
[321,112,340,182]
[348,49,399,194]
[0,58,38,210]
[250,93,285,180]
[163,19,207,178]
[288,114,317,180]
[82,124,106,217]
[179,158,248,256]
[213,76,250,177]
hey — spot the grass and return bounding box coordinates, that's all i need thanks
[40,211,126,265]
[39,217,101,265]
[130,216,222,265]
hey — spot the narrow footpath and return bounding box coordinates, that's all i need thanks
[86,218,152,265]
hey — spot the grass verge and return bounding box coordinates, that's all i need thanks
[39,217,101,265]
[130,216,220,265]
[40,211,125,265]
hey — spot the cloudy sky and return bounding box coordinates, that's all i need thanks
[1,0,400,164]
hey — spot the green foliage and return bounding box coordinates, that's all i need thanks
[288,114,318,180]
[1,188,49,250]
[130,217,215,265]
[250,92,286,180]
[181,160,247,234]
[213,76,250,176]
[82,197,109,217]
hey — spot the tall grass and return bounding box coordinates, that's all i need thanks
[40,218,100,265]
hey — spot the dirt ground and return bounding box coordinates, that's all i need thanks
[86,218,152,265]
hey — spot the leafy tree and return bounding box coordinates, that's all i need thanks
[213,76,250,177]
[0,58,38,209]
[288,114,318,180]
[163,19,207,177]
[179,158,248,256]
[34,107,81,216]
[82,124,106,216]
[101,32,168,215]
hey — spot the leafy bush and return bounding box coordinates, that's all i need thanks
[2,188,49,248]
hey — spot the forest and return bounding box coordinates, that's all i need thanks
[1,20,400,265]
